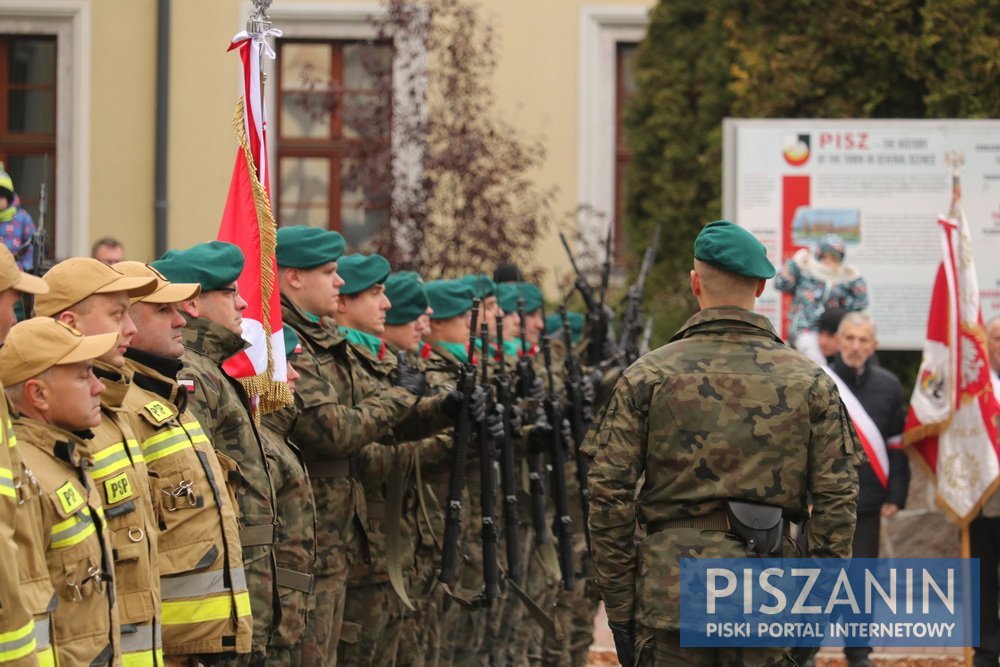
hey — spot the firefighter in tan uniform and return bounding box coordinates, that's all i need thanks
[2,318,122,665]
[0,245,49,666]
[35,259,164,665]
[114,261,253,665]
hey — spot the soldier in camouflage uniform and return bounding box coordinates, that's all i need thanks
[36,258,164,666]
[259,326,317,666]
[274,227,431,666]
[115,261,253,665]
[153,242,280,666]
[583,220,861,666]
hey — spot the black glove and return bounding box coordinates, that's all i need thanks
[608,619,635,667]
[559,418,574,454]
[580,371,596,408]
[528,376,545,403]
[527,412,553,455]
[485,403,506,441]
[441,385,488,423]
[395,353,428,396]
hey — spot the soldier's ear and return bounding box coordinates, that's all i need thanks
[689,270,701,298]
[755,279,766,297]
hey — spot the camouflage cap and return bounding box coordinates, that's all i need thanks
[0,244,47,295]
[338,253,391,296]
[384,271,428,325]
[693,220,775,279]
[113,261,201,304]
[0,318,118,385]
[35,257,158,316]
[282,324,302,357]
[151,241,245,291]
[545,310,584,344]
[497,282,543,314]
[276,225,346,268]
[460,273,496,299]
[425,279,475,320]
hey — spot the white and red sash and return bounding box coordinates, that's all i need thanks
[822,366,890,488]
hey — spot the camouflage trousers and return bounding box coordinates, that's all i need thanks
[635,627,792,666]
[397,544,441,667]
[546,536,600,667]
[300,570,347,667]
[503,529,562,666]
[338,580,405,665]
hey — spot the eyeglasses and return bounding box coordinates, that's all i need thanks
[212,286,240,300]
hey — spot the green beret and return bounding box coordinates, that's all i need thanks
[338,253,391,296]
[282,325,301,357]
[545,311,584,344]
[693,220,775,279]
[276,226,345,268]
[384,271,428,325]
[425,279,475,320]
[460,274,496,299]
[152,241,245,291]
[497,282,543,314]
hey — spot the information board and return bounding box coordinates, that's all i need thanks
[723,119,1000,350]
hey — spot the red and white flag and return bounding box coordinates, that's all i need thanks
[218,27,291,413]
[904,205,1000,524]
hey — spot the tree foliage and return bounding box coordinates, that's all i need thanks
[625,0,1000,342]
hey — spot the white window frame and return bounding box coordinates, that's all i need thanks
[576,5,649,245]
[0,0,90,260]
[246,1,425,247]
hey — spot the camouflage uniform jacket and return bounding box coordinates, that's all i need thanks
[14,418,119,666]
[90,362,161,661]
[582,306,860,629]
[280,295,418,577]
[178,317,278,653]
[259,405,315,649]
[123,350,252,656]
[1,394,47,667]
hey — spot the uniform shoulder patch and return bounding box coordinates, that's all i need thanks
[103,472,134,505]
[55,481,84,515]
[143,400,175,424]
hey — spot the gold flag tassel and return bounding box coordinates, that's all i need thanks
[232,97,293,418]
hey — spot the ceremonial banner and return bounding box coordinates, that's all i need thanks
[218,28,290,413]
[822,367,889,488]
[903,204,1000,524]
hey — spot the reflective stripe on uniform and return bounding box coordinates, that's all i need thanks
[88,441,132,479]
[36,647,54,667]
[120,622,163,664]
[50,507,96,549]
[0,467,15,499]
[179,422,209,444]
[126,439,145,466]
[32,617,49,652]
[161,591,252,626]
[140,427,194,464]
[0,619,36,662]
[161,567,248,600]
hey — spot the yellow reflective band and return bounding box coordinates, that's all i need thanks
[121,648,164,667]
[89,442,132,479]
[143,400,174,424]
[6,423,15,448]
[0,467,15,499]
[180,422,209,445]
[126,439,144,465]
[51,508,96,549]
[141,428,193,464]
[104,472,134,504]
[36,646,55,667]
[55,481,84,514]
[0,619,36,662]
[161,591,252,625]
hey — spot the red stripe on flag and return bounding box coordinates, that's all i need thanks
[781,176,810,340]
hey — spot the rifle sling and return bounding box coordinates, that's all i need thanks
[385,454,416,612]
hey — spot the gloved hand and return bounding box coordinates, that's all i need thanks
[526,412,552,455]
[485,404,506,440]
[395,353,428,396]
[559,418,574,454]
[528,376,545,403]
[441,385,488,423]
[607,619,635,667]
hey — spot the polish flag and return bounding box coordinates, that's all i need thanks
[217,28,290,413]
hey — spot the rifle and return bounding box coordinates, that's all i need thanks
[438,298,480,586]
[618,225,661,365]
[517,299,551,548]
[559,305,592,557]
[542,336,575,591]
[18,164,50,317]
[558,231,612,367]
[477,323,501,601]
[494,313,521,582]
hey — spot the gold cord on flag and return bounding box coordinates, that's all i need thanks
[232,97,293,418]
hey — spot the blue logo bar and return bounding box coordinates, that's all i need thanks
[679,558,978,647]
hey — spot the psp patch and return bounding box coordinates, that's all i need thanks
[143,400,174,424]
[104,472,134,505]
[55,481,84,515]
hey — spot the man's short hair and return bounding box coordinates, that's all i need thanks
[837,311,876,336]
[818,308,847,335]
[91,237,124,257]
